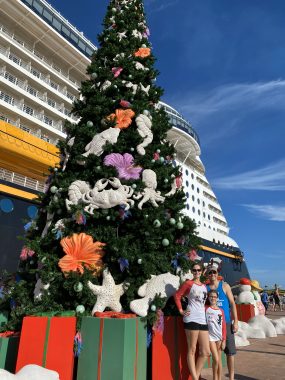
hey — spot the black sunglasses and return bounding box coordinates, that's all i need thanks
[208,271,217,275]
[192,269,202,273]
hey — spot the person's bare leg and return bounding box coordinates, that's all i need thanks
[185,329,199,380]
[215,341,223,380]
[196,330,211,379]
[209,341,219,380]
[227,355,235,380]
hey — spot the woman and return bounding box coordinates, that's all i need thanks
[174,263,210,380]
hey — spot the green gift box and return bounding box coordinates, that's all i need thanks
[0,335,20,372]
[0,312,8,329]
[77,316,147,380]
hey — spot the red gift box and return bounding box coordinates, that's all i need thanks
[235,304,255,322]
[152,316,192,380]
[16,316,76,380]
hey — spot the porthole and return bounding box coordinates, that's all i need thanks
[192,207,195,213]
[0,198,14,213]
[186,180,189,187]
[27,205,38,219]
[186,192,189,198]
[192,195,195,201]
[186,204,190,210]
[185,169,189,176]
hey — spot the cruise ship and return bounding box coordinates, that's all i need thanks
[0,0,250,284]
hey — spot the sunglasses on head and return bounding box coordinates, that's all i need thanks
[192,268,202,273]
[208,270,217,275]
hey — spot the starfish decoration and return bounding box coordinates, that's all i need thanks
[118,31,127,41]
[88,269,128,314]
[140,83,150,95]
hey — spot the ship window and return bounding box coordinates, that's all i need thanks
[192,207,195,213]
[203,212,206,218]
[208,215,211,220]
[203,201,205,207]
[0,198,14,213]
[197,188,200,193]
[198,210,201,215]
[191,173,194,179]
[186,180,189,187]
[186,192,189,198]
[197,199,200,204]
[86,47,93,56]
[185,169,189,176]
[192,195,195,201]
[186,204,190,210]
[25,0,33,5]
[70,32,78,43]
[78,40,86,50]
[191,184,194,190]
[33,0,43,14]
[52,17,61,31]
[43,9,53,22]
[27,205,38,219]
[62,25,70,38]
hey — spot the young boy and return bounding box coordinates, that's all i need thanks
[206,289,226,380]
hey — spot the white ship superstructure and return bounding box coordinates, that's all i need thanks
[162,102,238,249]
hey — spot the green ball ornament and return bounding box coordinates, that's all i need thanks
[87,121,94,128]
[145,214,149,218]
[112,7,117,12]
[160,157,165,163]
[106,216,111,221]
[50,186,58,194]
[137,258,142,264]
[153,219,161,228]
[150,304,156,311]
[54,167,58,172]
[76,305,85,314]
[169,218,176,225]
[74,282,83,292]
[164,179,169,183]
[156,149,161,153]
[91,72,98,79]
[162,238,169,246]
[132,184,137,189]
[151,159,155,163]
[130,147,135,152]
[96,166,101,170]
[177,222,184,229]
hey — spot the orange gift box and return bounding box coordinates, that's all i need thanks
[16,316,76,380]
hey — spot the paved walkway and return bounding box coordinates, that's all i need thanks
[201,310,285,380]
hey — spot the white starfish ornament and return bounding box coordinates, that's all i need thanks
[118,31,127,41]
[88,269,129,314]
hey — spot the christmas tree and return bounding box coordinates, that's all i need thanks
[1,0,200,330]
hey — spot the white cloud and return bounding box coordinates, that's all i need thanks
[179,80,285,121]
[212,159,285,191]
[242,204,285,221]
[145,0,178,12]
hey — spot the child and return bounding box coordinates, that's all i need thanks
[206,289,226,380]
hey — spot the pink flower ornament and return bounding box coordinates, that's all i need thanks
[112,67,123,78]
[104,153,142,180]
[20,247,35,261]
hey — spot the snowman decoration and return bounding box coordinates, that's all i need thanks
[236,278,255,305]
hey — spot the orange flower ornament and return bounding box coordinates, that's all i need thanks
[134,47,151,58]
[107,108,135,129]
[59,233,105,275]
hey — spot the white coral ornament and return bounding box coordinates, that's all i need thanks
[82,127,120,158]
[88,269,129,314]
[135,113,153,155]
[134,169,165,209]
[130,271,193,317]
[66,178,134,214]
[0,365,59,380]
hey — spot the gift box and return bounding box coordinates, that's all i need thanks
[0,332,20,372]
[235,304,255,322]
[152,316,226,380]
[152,316,191,380]
[77,315,147,380]
[16,315,76,380]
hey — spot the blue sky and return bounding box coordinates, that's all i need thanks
[48,0,285,288]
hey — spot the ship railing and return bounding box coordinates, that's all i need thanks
[0,167,45,193]
[0,89,65,133]
[0,70,77,122]
[0,24,80,88]
[0,44,76,103]
[0,112,59,145]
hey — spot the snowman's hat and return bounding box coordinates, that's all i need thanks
[251,280,263,291]
[239,278,251,285]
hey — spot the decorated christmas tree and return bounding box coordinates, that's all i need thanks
[1,0,200,330]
